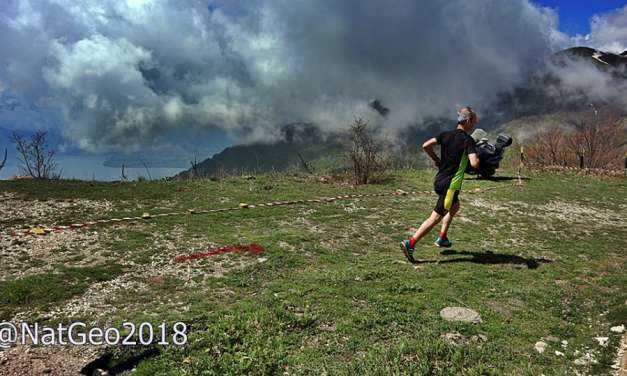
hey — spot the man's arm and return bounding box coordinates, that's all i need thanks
[422,137,441,167]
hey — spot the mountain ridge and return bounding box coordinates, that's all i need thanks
[178,46,627,178]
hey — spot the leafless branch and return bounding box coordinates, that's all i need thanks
[140,159,152,180]
[120,164,128,181]
[0,148,7,172]
[297,152,313,174]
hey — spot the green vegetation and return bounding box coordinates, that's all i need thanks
[1,169,625,374]
[0,264,124,316]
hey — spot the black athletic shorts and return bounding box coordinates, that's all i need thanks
[434,190,459,216]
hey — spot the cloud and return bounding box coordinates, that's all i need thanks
[575,5,627,54]
[0,0,621,153]
[544,5,627,109]
[547,59,627,108]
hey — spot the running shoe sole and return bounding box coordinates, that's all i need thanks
[434,241,452,248]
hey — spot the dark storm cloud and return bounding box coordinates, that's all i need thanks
[1,0,616,152]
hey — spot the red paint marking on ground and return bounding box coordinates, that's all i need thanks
[174,243,265,262]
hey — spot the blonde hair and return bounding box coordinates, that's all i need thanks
[457,106,478,125]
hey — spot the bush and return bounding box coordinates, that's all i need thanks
[11,130,61,179]
[346,117,391,184]
[525,109,625,169]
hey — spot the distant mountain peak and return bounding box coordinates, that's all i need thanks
[553,46,627,71]
[555,46,627,67]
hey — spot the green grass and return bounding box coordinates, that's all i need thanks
[0,264,124,318]
[1,169,625,374]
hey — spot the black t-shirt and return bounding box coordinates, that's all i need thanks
[433,129,477,194]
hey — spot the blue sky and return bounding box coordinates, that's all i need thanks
[535,0,627,35]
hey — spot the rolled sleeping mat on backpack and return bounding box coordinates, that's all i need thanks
[443,188,456,211]
[444,151,469,210]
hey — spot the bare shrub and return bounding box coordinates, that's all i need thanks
[525,108,625,169]
[346,117,391,184]
[525,127,572,166]
[563,110,624,169]
[11,130,61,179]
[189,156,199,179]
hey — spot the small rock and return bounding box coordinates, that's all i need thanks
[574,358,586,366]
[555,350,564,356]
[594,337,609,347]
[544,335,559,343]
[574,352,597,366]
[471,334,488,343]
[441,332,469,346]
[257,257,268,263]
[561,339,568,348]
[610,324,625,333]
[318,323,337,332]
[535,341,547,354]
[439,307,482,324]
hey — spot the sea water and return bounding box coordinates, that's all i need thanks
[0,155,183,181]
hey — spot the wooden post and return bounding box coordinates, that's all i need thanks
[579,155,584,169]
[517,146,524,186]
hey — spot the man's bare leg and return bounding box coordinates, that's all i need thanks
[439,201,460,238]
[410,211,443,245]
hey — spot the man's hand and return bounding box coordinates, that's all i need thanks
[422,137,440,167]
[468,152,480,168]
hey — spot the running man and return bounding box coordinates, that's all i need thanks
[401,106,480,262]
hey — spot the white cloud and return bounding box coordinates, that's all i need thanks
[548,59,627,107]
[573,5,627,54]
[0,0,624,152]
[44,35,151,90]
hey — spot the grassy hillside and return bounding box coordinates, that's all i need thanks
[179,140,346,178]
[0,169,625,374]
[176,124,348,178]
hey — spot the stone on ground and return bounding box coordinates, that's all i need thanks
[610,324,625,334]
[439,307,482,324]
[534,341,547,354]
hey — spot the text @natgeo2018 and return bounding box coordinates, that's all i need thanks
[0,321,187,348]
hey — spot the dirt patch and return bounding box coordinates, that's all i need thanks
[540,200,624,226]
[10,225,264,324]
[0,344,100,376]
[469,198,625,228]
[486,298,526,318]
